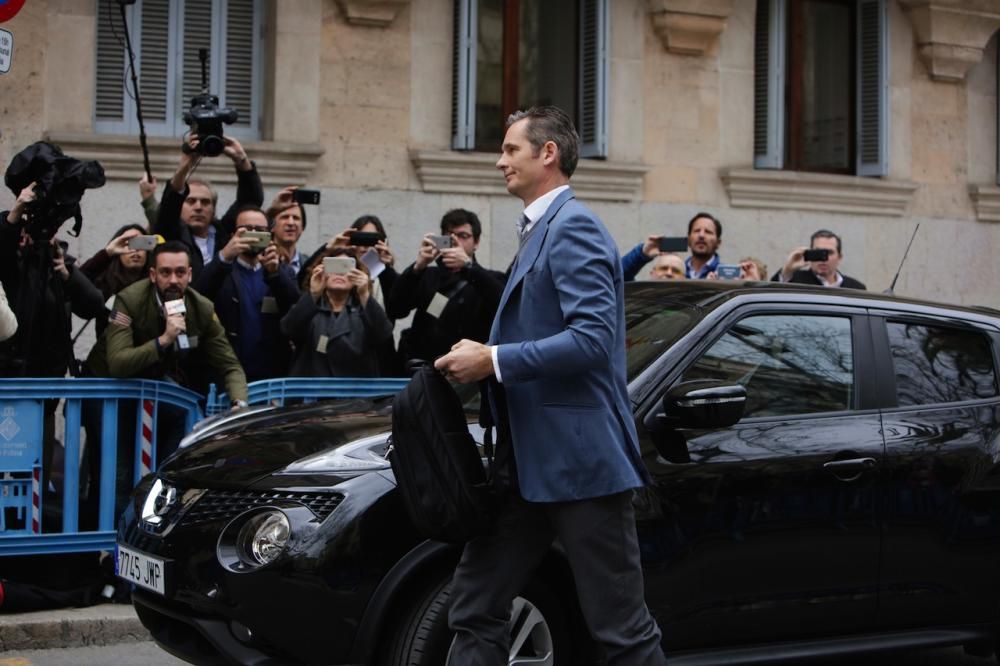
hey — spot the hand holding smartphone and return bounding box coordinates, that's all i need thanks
[427,234,454,249]
[293,189,321,205]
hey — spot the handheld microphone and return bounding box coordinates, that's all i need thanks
[164,298,190,349]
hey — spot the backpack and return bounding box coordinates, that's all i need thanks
[389,362,495,543]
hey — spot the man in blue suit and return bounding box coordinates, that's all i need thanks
[436,106,666,665]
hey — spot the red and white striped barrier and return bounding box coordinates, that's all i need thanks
[31,466,40,534]
[140,399,154,476]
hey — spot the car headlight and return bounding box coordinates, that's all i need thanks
[237,510,289,567]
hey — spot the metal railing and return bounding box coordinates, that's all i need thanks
[0,379,203,556]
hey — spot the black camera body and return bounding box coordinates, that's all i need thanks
[183,93,238,157]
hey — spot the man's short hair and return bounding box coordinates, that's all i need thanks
[505,106,581,178]
[234,205,269,228]
[152,240,192,266]
[440,209,482,241]
[266,201,307,230]
[811,229,842,255]
[687,212,722,239]
[187,178,218,208]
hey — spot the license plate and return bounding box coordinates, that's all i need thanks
[116,543,167,596]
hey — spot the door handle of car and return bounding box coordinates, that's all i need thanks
[822,457,877,482]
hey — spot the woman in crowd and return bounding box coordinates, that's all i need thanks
[79,224,150,338]
[282,248,394,378]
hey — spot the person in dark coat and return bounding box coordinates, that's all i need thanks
[281,249,393,378]
[771,229,866,290]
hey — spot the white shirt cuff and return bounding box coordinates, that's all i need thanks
[491,345,503,383]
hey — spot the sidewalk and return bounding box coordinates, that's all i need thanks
[0,604,147,652]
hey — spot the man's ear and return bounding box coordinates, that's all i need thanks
[542,140,559,166]
[149,266,156,282]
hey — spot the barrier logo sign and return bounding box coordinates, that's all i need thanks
[0,28,12,74]
[0,401,43,472]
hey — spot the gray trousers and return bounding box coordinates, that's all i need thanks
[446,490,667,666]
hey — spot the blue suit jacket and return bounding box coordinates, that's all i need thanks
[490,188,648,502]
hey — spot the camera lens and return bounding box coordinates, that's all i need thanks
[200,135,225,157]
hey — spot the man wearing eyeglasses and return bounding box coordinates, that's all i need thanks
[387,208,505,364]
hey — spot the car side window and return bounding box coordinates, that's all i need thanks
[886,321,998,406]
[681,314,854,418]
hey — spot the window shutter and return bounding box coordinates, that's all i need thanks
[181,0,216,108]
[578,0,607,158]
[856,0,888,177]
[95,0,129,123]
[222,0,260,134]
[754,0,785,169]
[138,0,171,123]
[451,0,476,150]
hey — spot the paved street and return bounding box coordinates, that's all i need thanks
[0,643,998,665]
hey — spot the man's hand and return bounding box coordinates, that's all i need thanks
[269,185,297,210]
[159,313,186,348]
[325,229,353,252]
[139,174,157,201]
[414,235,439,272]
[220,228,255,262]
[260,244,280,274]
[8,182,37,225]
[223,137,252,171]
[437,245,471,272]
[781,246,809,281]
[51,244,70,282]
[435,339,494,383]
[171,135,201,193]
[641,235,663,258]
[347,268,370,305]
[739,259,763,281]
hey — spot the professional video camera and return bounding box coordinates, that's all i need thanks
[4,141,105,240]
[183,48,238,157]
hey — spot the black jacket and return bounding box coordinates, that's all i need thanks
[770,268,866,290]
[387,260,505,363]
[153,165,264,280]
[193,258,300,381]
[0,214,106,377]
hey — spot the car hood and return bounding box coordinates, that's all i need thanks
[158,398,395,487]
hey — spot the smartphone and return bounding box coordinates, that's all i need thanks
[658,237,688,253]
[293,188,321,205]
[716,264,742,279]
[803,248,831,262]
[127,235,159,251]
[323,256,355,275]
[349,231,384,247]
[242,230,272,253]
[428,234,454,249]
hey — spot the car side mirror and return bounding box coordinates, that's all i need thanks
[648,380,747,431]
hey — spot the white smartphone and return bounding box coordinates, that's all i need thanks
[323,256,355,275]
[127,235,159,251]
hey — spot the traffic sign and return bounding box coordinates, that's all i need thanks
[0,0,26,23]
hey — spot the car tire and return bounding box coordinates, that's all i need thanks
[378,574,573,666]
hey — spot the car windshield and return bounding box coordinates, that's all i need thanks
[624,293,702,380]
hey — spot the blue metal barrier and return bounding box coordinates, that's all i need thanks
[205,377,410,415]
[0,379,203,556]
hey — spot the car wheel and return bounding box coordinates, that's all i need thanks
[379,575,571,666]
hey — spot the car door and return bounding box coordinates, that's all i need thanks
[634,305,884,651]
[872,314,1000,629]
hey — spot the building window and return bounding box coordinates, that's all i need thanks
[754,0,886,175]
[95,0,263,141]
[452,0,607,157]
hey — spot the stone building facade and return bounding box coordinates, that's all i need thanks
[1,0,998,311]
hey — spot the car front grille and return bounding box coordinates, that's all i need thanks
[179,489,345,528]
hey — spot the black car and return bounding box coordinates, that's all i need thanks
[117,281,1000,665]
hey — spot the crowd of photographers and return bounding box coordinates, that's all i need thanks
[0,138,867,533]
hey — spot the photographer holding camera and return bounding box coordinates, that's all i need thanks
[387,209,504,365]
[771,229,866,290]
[193,206,300,381]
[153,133,264,281]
